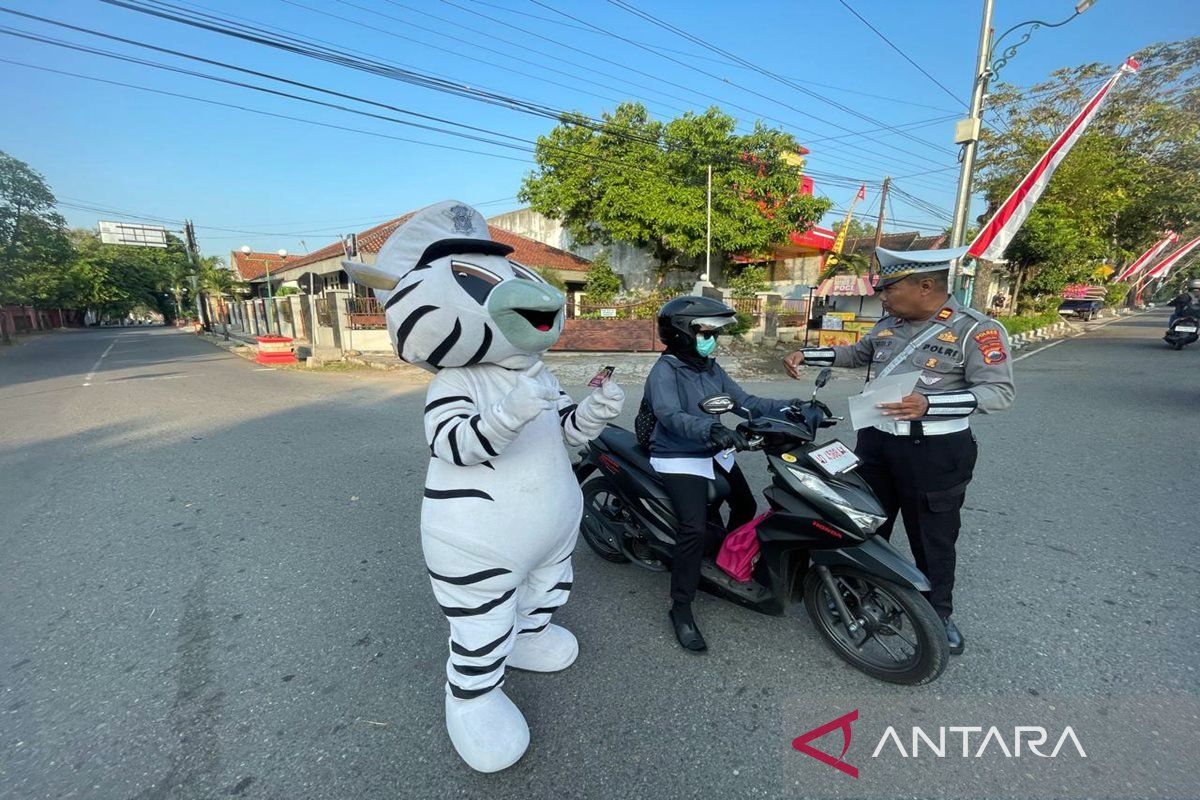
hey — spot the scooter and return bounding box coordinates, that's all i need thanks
[1163,314,1198,350]
[573,369,949,685]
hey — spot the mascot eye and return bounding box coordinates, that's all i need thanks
[509,261,547,284]
[451,261,502,304]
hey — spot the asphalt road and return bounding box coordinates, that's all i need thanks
[1,314,1196,800]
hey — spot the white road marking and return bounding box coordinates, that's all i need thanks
[253,367,276,372]
[1014,311,1149,363]
[104,374,190,383]
[81,340,117,386]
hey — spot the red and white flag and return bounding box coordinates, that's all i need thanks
[1115,231,1177,282]
[855,184,866,202]
[1139,235,1200,283]
[969,57,1140,262]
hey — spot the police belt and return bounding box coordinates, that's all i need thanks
[873,417,970,437]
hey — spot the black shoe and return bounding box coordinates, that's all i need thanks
[669,608,707,652]
[943,616,965,655]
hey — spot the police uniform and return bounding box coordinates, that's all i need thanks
[800,247,1014,647]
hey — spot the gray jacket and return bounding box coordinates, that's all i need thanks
[645,355,787,457]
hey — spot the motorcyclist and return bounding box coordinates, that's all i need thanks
[642,296,798,652]
[1167,279,1200,326]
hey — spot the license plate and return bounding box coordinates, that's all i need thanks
[1176,325,1197,333]
[808,440,860,476]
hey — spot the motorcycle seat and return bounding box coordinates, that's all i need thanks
[599,425,731,502]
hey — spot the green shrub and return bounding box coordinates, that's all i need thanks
[584,250,621,303]
[728,264,769,298]
[999,310,1061,336]
[727,311,753,336]
[1104,283,1130,307]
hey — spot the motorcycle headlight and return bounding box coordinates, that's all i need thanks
[787,467,886,534]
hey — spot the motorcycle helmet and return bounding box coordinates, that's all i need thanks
[1188,279,1200,290]
[657,295,737,352]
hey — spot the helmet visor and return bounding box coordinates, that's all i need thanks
[689,315,736,332]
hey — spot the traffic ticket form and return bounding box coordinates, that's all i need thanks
[847,372,920,430]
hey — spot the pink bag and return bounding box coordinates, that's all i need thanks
[716,511,773,582]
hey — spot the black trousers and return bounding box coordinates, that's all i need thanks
[854,426,978,618]
[661,462,756,606]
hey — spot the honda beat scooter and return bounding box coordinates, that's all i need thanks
[573,369,948,685]
[1164,314,1199,350]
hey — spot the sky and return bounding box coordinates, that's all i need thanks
[2,0,1196,259]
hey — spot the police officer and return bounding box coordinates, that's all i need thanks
[783,246,1014,655]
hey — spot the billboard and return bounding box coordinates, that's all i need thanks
[99,221,170,248]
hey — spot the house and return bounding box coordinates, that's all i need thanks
[825,230,950,319]
[230,250,303,297]
[256,212,593,303]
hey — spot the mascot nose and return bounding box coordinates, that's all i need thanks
[487,279,566,348]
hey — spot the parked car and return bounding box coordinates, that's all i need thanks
[1058,298,1104,321]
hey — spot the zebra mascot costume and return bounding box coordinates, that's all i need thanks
[342,200,624,772]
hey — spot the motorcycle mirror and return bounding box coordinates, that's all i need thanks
[815,368,832,389]
[698,394,737,415]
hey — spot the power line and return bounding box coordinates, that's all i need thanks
[835,0,966,109]
[528,0,957,175]
[601,0,959,160]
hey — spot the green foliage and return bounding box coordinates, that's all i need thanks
[999,310,1063,335]
[583,250,621,303]
[66,229,187,319]
[727,311,754,336]
[520,103,831,269]
[978,38,1200,305]
[728,264,769,298]
[818,250,869,282]
[530,266,568,293]
[0,150,72,312]
[1104,283,1131,307]
[275,285,299,296]
[832,218,876,241]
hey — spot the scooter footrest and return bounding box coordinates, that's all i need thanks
[699,560,773,604]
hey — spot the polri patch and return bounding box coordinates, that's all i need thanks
[937,330,959,343]
[876,329,895,338]
[974,329,1007,364]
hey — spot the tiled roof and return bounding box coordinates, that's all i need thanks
[280,212,592,274]
[230,250,304,281]
[844,231,948,256]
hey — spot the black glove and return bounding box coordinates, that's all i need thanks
[709,424,748,451]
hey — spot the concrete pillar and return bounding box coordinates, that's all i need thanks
[327,289,349,351]
[287,296,304,340]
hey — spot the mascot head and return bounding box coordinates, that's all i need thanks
[342,200,565,372]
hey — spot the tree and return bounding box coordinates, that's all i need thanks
[66,229,187,322]
[832,218,877,241]
[520,103,831,273]
[0,151,70,342]
[583,250,621,304]
[818,250,870,282]
[976,38,1200,312]
[198,256,245,335]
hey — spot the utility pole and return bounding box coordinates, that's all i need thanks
[870,176,890,279]
[948,0,995,298]
[705,163,712,282]
[184,220,209,331]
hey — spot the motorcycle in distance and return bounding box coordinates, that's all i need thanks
[574,368,949,685]
[1163,312,1198,350]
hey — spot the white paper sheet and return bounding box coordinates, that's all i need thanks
[847,372,920,430]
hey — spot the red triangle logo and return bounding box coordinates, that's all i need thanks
[792,709,859,778]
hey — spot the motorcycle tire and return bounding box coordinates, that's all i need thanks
[803,568,948,686]
[580,476,630,564]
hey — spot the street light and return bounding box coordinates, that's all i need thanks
[947,0,1099,298]
[989,1,1099,80]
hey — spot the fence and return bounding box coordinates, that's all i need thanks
[314,297,332,328]
[347,296,386,329]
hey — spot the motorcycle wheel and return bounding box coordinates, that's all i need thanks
[580,476,630,563]
[803,568,948,686]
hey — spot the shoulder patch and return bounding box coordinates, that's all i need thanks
[974,328,1008,364]
[936,307,954,321]
[936,330,958,343]
[876,328,894,338]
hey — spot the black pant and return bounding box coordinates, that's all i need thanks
[854,426,978,618]
[661,462,756,606]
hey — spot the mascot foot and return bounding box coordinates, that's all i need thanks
[508,624,578,672]
[445,688,529,773]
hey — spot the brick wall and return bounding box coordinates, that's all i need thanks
[550,319,663,352]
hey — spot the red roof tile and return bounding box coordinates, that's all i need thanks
[280,212,592,275]
[230,250,304,281]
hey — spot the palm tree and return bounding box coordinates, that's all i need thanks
[198,256,246,339]
[818,250,870,283]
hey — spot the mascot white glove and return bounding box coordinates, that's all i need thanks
[576,379,625,427]
[488,362,559,433]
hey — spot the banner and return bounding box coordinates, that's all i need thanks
[1139,235,1200,283]
[968,57,1140,262]
[1115,231,1177,281]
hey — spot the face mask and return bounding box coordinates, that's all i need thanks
[695,334,717,357]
